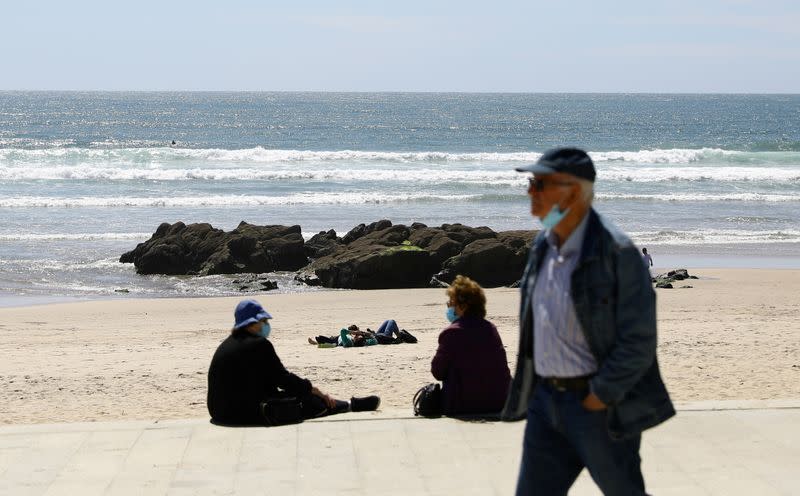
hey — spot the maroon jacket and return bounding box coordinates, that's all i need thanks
[431,316,512,415]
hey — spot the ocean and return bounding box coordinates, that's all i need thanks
[1,92,799,302]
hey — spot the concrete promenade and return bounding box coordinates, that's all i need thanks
[1,400,798,495]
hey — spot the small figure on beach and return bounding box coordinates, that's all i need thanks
[338,327,376,347]
[431,275,511,415]
[642,247,653,268]
[308,324,375,347]
[504,148,674,495]
[207,299,380,426]
[308,320,415,347]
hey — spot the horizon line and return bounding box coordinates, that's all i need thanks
[1,89,800,96]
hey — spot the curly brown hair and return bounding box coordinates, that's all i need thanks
[446,275,486,318]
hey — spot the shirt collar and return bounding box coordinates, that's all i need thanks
[544,211,590,257]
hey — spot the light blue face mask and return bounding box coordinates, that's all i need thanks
[540,204,570,229]
[258,322,271,339]
[446,306,457,323]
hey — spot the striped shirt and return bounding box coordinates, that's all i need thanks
[532,214,598,378]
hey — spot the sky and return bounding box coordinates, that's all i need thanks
[3,0,799,92]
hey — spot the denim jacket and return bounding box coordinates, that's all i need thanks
[501,209,675,439]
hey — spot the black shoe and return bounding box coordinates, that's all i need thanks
[350,395,381,412]
[397,329,418,344]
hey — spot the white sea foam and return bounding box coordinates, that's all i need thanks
[0,147,542,165]
[6,257,126,272]
[1,163,797,184]
[591,148,735,164]
[1,190,796,209]
[595,192,800,202]
[599,166,800,183]
[629,229,800,245]
[3,146,797,167]
[0,233,151,241]
[0,165,522,183]
[0,192,480,208]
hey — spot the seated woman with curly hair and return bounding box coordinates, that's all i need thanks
[431,275,512,415]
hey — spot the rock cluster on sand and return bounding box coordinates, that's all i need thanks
[653,269,699,289]
[120,220,537,290]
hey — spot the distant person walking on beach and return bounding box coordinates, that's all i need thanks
[503,148,674,495]
[431,275,511,415]
[642,247,653,268]
[207,299,380,426]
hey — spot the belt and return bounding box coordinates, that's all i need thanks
[541,376,592,392]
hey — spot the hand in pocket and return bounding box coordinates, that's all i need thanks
[582,392,607,412]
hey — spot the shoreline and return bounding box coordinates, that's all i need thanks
[1,268,799,425]
[2,248,800,309]
[643,243,800,270]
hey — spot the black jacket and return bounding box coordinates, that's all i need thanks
[207,330,312,425]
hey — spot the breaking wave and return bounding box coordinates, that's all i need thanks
[0,193,480,208]
[1,146,799,167]
[2,190,799,208]
[629,229,800,245]
[0,232,151,241]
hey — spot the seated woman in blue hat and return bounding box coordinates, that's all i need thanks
[207,299,380,426]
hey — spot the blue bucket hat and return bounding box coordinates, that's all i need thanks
[233,299,272,330]
[515,147,596,182]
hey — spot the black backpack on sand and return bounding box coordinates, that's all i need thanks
[413,383,442,417]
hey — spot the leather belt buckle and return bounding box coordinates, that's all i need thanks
[544,376,590,392]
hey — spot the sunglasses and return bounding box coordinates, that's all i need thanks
[527,177,576,192]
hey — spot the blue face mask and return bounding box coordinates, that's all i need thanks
[446,306,457,323]
[540,204,570,229]
[258,322,271,339]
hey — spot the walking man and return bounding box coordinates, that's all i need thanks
[502,148,674,495]
[642,247,653,268]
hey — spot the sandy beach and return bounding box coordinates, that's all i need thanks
[1,268,798,425]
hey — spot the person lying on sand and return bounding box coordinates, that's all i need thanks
[308,320,417,347]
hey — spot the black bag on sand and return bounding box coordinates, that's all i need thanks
[260,397,304,426]
[398,329,418,344]
[413,383,442,417]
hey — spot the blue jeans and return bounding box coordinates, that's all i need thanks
[376,319,399,337]
[515,383,647,495]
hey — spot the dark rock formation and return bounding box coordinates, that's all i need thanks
[302,221,437,289]
[122,219,538,289]
[303,221,535,289]
[231,274,280,292]
[433,230,532,287]
[341,220,393,244]
[304,229,340,259]
[120,221,306,275]
[119,221,226,275]
[260,280,279,291]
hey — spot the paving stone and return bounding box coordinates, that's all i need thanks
[0,403,798,496]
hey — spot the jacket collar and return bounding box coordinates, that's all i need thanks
[534,208,600,260]
[578,208,603,265]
